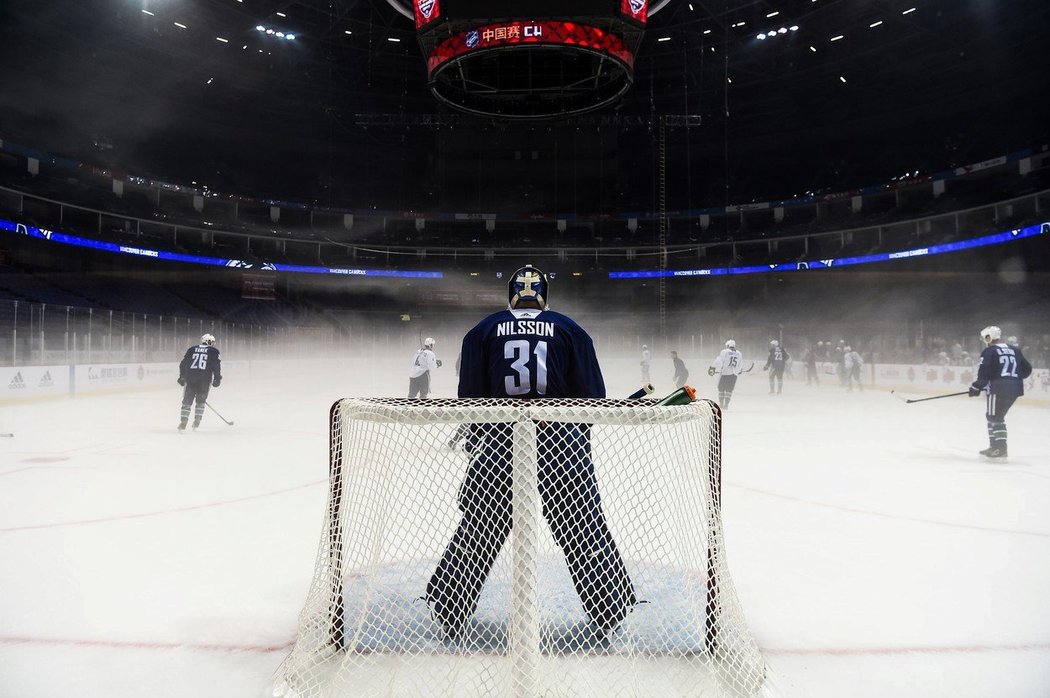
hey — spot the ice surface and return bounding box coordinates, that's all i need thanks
[1,350,1048,697]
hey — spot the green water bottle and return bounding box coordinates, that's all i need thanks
[655,385,696,405]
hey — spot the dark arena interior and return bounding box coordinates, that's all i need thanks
[1,1,1049,697]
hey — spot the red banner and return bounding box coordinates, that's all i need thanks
[414,0,441,29]
[620,0,648,24]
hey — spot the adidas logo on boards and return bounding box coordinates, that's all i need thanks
[8,371,25,389]
[39,371,53,388]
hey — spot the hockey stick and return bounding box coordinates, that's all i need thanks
[0,433,13,438]
[627,383,655,400]
[205,401,235,425]
[890,390,974,404]
[739,362,756,374]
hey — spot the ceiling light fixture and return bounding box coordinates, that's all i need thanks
[830,34,843,41]
[870,20,883,28]
[174,22,187,29]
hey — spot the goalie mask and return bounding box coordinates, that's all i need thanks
[201,333,216,346]
[508,265,549,310]
[980,326,1002,343]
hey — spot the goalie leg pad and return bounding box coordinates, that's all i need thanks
[428,427,513,637]
[538,423,637,631]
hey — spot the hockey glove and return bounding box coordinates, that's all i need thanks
[967,383,982,397]
[177,377,186,386]
[707,367,717,377]
[436,359,443,368]
[212,378,222,388]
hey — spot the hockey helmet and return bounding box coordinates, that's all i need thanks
[424,337,435,348]
[979,325,1001,342]
[844,346,852,352]
[770,339,779,347]
[201,333,216,346]
[508,264,549,310]
[725,339,736,349]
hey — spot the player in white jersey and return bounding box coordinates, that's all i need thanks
[408,337,441,398]
[708,339,745,410]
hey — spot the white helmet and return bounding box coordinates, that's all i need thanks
[642,344,648,349]
[201,333,216,346]
[979,326,1002,342]
[844,345,852,352]
[424,337,435,348]
[725,339,736,349]
[770,339,779,347]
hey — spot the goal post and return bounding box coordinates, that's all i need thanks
[274,397,770,698]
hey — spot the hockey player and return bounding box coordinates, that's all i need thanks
[671,350,689,388]
[426,264,636,641]
[640,344,651,383]
[968,325,1032,460]
[408,337,441,398]
[844,346,864,391]
[177,333,222,431]
[763,339,789,394]
[708,339,745,410]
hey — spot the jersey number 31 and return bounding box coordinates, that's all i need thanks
[504,340,548,396]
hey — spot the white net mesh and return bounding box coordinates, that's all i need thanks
[274,397,768,698]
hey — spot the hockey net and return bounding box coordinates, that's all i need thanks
[274,397,769,698]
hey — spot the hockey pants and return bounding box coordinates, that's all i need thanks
[717,374,738,410]
[426,422,637,636]
[985,392,1018,450]
[180,382,211,425]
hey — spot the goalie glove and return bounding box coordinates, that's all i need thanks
[177,377,186,386]
[707,367,716,377]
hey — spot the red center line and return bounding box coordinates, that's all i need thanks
[764,641,1050,657]
[728,481,1050,539]
[2,635,1047,658]
[0,635,294,654]
[0,479,328,533]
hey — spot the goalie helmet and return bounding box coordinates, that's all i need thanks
[725,339,736,349]
[201,333,216,346]
[508,264,549,310]
[423,337,435,348]
[979,326,1002,342]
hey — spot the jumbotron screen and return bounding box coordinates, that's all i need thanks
[415,0,647,28]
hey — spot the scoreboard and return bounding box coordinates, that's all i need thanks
[412,0,649,116]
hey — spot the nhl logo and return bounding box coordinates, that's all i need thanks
[418,0,435,20]
[629,0,646,15]
[466,29,480,48]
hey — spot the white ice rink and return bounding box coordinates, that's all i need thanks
[1,353,1048,698]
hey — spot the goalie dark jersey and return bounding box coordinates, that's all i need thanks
[457,308,605,399]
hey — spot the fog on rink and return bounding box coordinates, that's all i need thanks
[1,342,1048,698]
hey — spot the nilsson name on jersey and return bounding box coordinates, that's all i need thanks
[496,320,556,337]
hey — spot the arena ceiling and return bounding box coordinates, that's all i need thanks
[1,0,1048,205]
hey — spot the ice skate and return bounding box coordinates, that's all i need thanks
[979,446,1007,462]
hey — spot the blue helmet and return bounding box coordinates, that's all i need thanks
[508,265,549,310]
